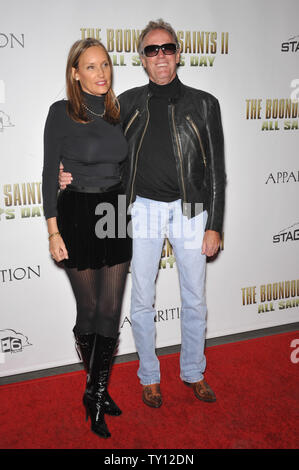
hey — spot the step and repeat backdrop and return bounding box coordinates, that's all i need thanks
[1,0,298,377]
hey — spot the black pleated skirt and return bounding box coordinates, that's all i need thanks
[57,184,132,271]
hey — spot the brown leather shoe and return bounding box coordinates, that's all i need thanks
[184,379,216,403]
[142,383,162,408]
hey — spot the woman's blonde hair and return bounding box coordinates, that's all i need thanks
[66,38,120,124]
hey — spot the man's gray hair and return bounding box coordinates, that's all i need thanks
[138,19,180,55]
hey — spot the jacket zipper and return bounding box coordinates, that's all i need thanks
[186,115,207,167]
[171,105,187,204]
[129,100,150,205]
[124,109,140,136]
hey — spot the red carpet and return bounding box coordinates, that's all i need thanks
[0,331,298,450]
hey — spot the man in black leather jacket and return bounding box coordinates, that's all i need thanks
[118,19,226,408]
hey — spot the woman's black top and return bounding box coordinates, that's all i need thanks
[42,91,128,220]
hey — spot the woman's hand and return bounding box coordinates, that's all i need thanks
[49,233,69,262]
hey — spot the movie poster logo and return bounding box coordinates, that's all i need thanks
[245,80,299,132]
[265,171,299,184]
[160,239,176,269]
[0,33,24,49]
[0,329,32,359]
[281,34,299,52]
[272,222,299,244]
[0,182,43,221]
[241,279,299,314]
[0,80,15,133]
[80,27,229,68]
[120,306,181,329]
[0,265,41,283]
[245,98,299,132]
[0,110,15,132]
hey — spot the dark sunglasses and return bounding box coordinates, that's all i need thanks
[143,43,177,57]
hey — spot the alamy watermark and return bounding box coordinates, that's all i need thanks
[94,196,206,249]
[290,78,299,101]
[290,338,299,364]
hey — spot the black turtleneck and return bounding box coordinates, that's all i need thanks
[42,91,128,219]
[135,75,181,202]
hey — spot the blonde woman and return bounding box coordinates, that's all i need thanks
[42,39,132,439]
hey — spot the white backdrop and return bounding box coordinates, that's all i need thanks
[1,0,298,377]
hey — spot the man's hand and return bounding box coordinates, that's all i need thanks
[202,230,221,257]
[59,162,73,190]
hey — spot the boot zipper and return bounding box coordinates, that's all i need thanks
[186,115,207,167]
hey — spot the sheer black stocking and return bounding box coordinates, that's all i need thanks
[65,262,129,338]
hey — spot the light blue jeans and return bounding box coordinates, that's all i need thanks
[130,196,208,385]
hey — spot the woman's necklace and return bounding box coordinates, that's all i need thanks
[82,103,105,117]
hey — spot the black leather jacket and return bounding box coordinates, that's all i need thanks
[118,79,226,234]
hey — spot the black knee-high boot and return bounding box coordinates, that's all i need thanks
[83,334,118,439]
[74,331,122,416]
[74,331,94,377]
